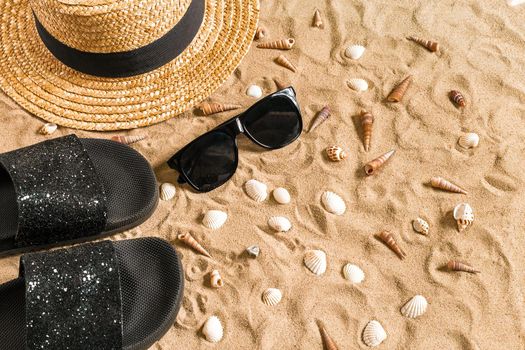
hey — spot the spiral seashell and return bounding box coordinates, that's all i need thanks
[360,110,374,152]
[39,123,57,135]
[254,26,268,40]
[244,179,268,202]
[407,36,439,52]
[326,146,347,162]
[261,288,282,306]
[376,230,406,259]
[449,90,466,108]
[401,295,428,318]
[202,316,223,343]
[321,191,346,215]
[387,75,412,102]
[178,232,212,258]
[412,217,429,235]
[273,187,291,204]
[273,78,288,91]
[275,55,297,72]
[345,44,366,60]
[508,0,525,6]
[312,9,323,28]
[202,210,228,230]
[308,106,331,132]
[257,38,295,50]
[453,203,474,232]
[362,320,387,347]
[364,150,395,176]
[159,182,176,201]
[268,216,292,232]
[246,245,260,258]
[210,270,224,288]
[347,78,369,92]
[447,260,480,273]
[317,321,340,350]
[303,249,327,276]
[458,132,479,149]
[430,176,467,195]
[199,102,241,115]
[343,263,365,284]
[246,84,263,98]
[111,134,146,145]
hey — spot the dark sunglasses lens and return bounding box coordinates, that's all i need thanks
[243,95,301,148]
[179,131,237,191]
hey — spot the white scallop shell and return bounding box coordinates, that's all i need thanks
[39,123,57,135]
[261,288,282,306]
[458,132,479,149]
[412,218,429,235]
[347,78,368,92]
[268,216,292,232]
[321,191,346,215]
[202,316,223,343]
[453,203,474,221]
[401,295,428,319]
[245,179,268,202]
[203,210,228,229]
[343,263,365,284]
[362,320,387,347]
[273,187,291,204]
[345,44,366,60]
[246,84,263,98]
[159,183,176,201]
[303,250,327,276]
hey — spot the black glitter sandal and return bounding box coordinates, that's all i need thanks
[0,237,184,350]
[0,135,158,257]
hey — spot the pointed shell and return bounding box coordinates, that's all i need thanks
[39,123,57,135]
[412,218,429,235]
[304,250,327,275]
[273,187,291,204]
[313,9,323,28]
[246,84,263,98]
[321,191,346,215]
[453,203,474,232]
[268,216,292,232]
[326,146,347,162]
[362,320,387,347]
[458,133,479,149]
[245,179,268,202]
[111,134,147,145]
[343,264,365,284]
[262,288,282,306]
[275,55,297,72]
[203,210,228,230]
[159,183,176,201]
[345,45,366,60]
[347,78,368,92]
[202,316,223,343]
[401,295,428,319]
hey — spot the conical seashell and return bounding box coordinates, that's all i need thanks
[326,146,347,162]
[321,191,346,215]
[360,110,374,152]
[362,320,387,347]
[377,231,406,259]
[407,36,439,52]
[453,203,474,232]
[343,263,365,284]
[412,218,429,235]
[308,106,331,132]
[202,316,223,343]
[345,44,366,60]
[244,179,268,202]
[273,187,291,204]
[312,9,323,28]
[303,250,327,276]
[178,232,212,258]
[202,210,228,230]
[273,78,288,91]
[210,270,224,288]
[275,55,297,72]
[430,177,467,194]
[257,38,295,50]
[261,288,282,306]
[387,75,413,102]
[458,132,479,149]
[449,90,466,108]
[246,84,263,98]
[254,26,268,40]
[111,134,146,145]
[39,123,57,135]
[401,295,428,318]
[159,182,176,201]
[364,150,395,176]
[318,322,340,350]
[199,102,241,116]
[447,260,480,273]
[246,245,260,258]
[268,216,292,232]
[347,78,368,92]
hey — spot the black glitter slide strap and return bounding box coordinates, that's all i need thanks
[20,241,123,350]
[0,135,108,247]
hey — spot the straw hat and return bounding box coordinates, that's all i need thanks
[0,0,259,130]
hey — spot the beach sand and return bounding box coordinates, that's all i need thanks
[1,0,525,348]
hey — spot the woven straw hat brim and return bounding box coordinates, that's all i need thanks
[0,0,259,130]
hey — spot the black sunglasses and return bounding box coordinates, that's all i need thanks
[168,87,302,192]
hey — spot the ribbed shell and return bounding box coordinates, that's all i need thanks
[111,134,146,145]
[202,316,223,343]
[245,179,268,202]
[257,38,295,50]
[261,288,282,306]
[458,133,479,149]
[321,191,346,215]
[401,295,428,318]
[345,44,366,60]
[453,203,474,232]
[273,187,291,204]
[199,102,241,115]
[387,75,412,102]
[362,320,387,347]
[268,216,292,232]
[326,146,347,162]
[347,78,368,92]
[412,218,429,235]
[304,250,327,275]
[202,210,228,230]
[159,182,176,201]
[343,264,365,284]
[39,122,57,135]
[275,55,297,72]
[246,85,263,98]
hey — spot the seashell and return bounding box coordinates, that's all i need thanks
[360,110,374,152]
[246,245,260,258]
[364,150,395,176]
[261,288,282,306]
[244,179,268,202]
[308,106,331,132]
[508,0,525,6]
[326,146,347,162]
[246,84,263,98]
[401,295,428,318]
[254,26,268,40]
[407,36,439,52]
[387,75,413,102]
[111,134,146,145]
[202,210,228,230]
[362,320,387,347]
[159,182,176,201]
[447,260,480,273]
[343,263,365,284]
[273,187,291,204]
[430,176,467,195]
[345,44,366,60]
[268,216,292,232]
[449,90,466,108]
[202,316,223,343]
[199,102,241,115]
[39,123,57,135]
[458,132,479,149]
[453,203,474,232]
[178,232,212,258]
[317,322,340,350]
[321,191,346,215]
[376,231,406,259]
[273,78,288,91]
[210,270,224,288]
[312,9,323,28]
[257,38,295,50]
[303,249,327,276]
[412,218,429,235]
[275,55,297,72]
[347,78,368,92]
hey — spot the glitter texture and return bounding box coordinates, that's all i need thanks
[21,240,122,349]
[0,135,107,247]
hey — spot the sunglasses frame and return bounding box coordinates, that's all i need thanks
[168,87,302,192]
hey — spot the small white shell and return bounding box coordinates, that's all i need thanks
[210,270,224,288]
[401,295,428,319]
[246,84,263,98]
[345,44,366,60]
[458,132,480,149]
[246,245,260,258]
[508,0,525,6]
[453,203,474,232]
[261,288,282,306]
[245,179,268,202]
[202,210,228,230]
[362,320,387,347]
[268,216,292,232]
[347,78,368,92]
[273,187,291,204]
[39,123,57,135]
[303,250,327,276]
[343,263,365,284]
[412,218,429,235]
[321,191,346,215]
[159,183,176,201]
[202,316,223,343]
